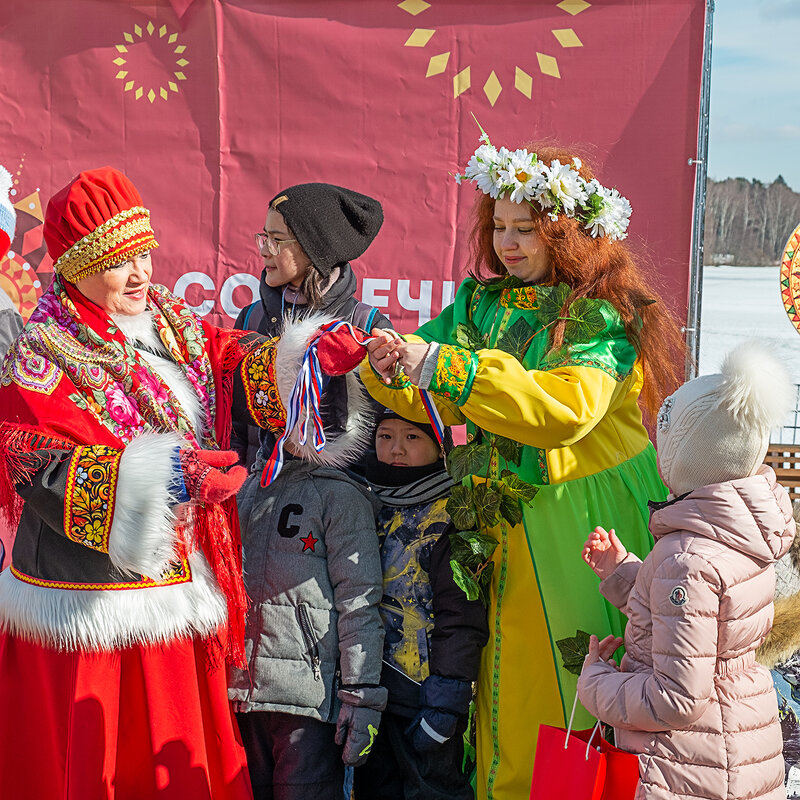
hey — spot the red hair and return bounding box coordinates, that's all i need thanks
[467,144,685,422]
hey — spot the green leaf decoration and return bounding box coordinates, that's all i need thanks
[536,283,570,326]
[562,298,607,344]
[499,492,523,526]
[496,317,536,360]
[455,320,485,351]
[449,531,485,569]
[486,274,525,291]
[477,560,495,607]
[500,471,539,505]
[586,192,604,213]
[446,485,478,530]
[447,442,491,483]
[452,529,499,561]
[493,435,522,466]
[473,483,502,528]
[450,559,480,601]
[555,629,592,676]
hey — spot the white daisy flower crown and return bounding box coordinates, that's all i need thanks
[455,123,632,241]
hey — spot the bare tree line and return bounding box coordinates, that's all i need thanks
[703,176,800,266]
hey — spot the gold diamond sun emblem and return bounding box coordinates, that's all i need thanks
[113,20,189,103]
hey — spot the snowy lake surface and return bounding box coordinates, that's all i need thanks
[698,265,800,441]
[698,266,800,382]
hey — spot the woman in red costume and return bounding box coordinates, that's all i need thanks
[0,166,364,799]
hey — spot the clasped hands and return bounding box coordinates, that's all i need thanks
[581,525,628,671]
[366,329,430,386]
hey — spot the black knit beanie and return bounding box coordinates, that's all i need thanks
[376,407,454,455]
[269,183,383,278]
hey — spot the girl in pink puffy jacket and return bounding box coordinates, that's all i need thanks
[578,342,796,800]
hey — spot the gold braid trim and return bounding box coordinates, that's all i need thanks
[54,207,160,282]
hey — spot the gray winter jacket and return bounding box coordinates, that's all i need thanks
[229,458,384,722]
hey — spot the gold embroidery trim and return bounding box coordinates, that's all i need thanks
[241,340,285,432]
[54,207,159,281]
[63,445,122,553]
[10,560,192,590]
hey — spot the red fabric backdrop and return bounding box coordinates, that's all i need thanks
[0,0,707,331]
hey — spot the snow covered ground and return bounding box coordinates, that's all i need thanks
[698,265,800,441]
[699,266,799,378]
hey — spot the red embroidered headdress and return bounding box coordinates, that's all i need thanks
[44,167,159,283]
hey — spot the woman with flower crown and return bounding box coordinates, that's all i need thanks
[363,134,685,799]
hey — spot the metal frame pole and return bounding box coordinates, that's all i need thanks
[685,0,715,379]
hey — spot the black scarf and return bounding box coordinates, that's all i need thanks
[365,455,454,507]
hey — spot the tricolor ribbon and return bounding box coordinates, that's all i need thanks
[419,387,446,452]
[260,320,376,487]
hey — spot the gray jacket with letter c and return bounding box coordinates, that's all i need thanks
[229,458,384,722]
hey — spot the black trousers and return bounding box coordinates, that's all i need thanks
[236,710,344,800]
[352,711,473,800]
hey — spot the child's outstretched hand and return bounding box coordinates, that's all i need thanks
[582,526,627,581]
[582,634,624,671]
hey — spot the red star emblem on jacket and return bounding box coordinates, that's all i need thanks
[300,532,318,552]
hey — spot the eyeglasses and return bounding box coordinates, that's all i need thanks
[254,232,297,256]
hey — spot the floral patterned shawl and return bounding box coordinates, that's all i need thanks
[0,274,258,664]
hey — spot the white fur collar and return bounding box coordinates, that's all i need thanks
[275,313,372,468]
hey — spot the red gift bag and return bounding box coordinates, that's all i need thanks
[530,696,640,800]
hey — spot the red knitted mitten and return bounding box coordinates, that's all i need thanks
[179,449,247,504]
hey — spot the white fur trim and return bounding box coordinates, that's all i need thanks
[0,550,226,651]
[275,313,373,467]
[108,432,185,578]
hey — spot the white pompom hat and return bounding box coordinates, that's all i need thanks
[656,341,794,495]
[0,166,15,260]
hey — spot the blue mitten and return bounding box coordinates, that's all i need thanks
[409,674,473,752]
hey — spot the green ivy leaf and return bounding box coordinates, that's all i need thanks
[455,320,485,351]
[452,529,498,561]
[498,492,523,526]
[500,471,539,505]
[493,435,522,466]
[446,485,478,530]
[450,559,480,602]
[487,274,524,291]
[449,531,484,569]
[555,629,592,676]
[536,284,570,327]
[447,442,490,483]
[477,561,495,607]
[562,298,607,344]
[496,317,536,360]
[473,483,502,528]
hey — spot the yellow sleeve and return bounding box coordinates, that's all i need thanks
[427,342,622,449]
[358,354,465,427]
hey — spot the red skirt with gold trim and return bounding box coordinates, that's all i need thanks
[0,633,253,800]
